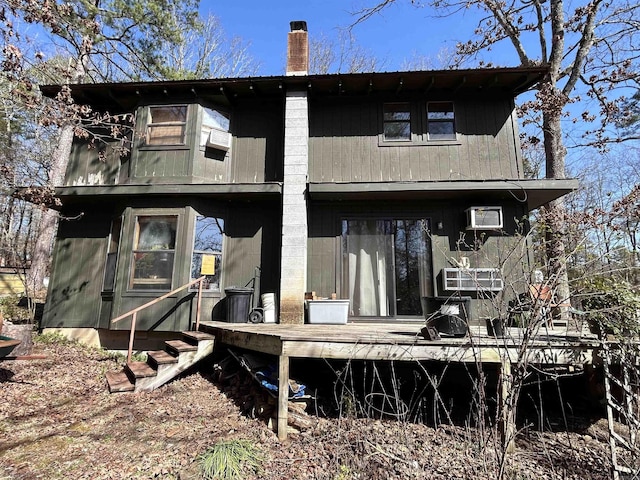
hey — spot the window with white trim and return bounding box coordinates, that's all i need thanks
[146,105,187,145]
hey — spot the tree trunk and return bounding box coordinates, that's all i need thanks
[542,94,572,325]
[26,123,75,295]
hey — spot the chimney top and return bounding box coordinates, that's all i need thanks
[287,20,309,76]
[290,21,307,32]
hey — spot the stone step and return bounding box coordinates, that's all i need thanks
[106,371,134,393]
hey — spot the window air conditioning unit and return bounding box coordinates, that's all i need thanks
[206,127,231,151]
[466,206,503,230]
[443,268,504,292]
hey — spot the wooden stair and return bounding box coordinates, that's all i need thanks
[106,331,215,393]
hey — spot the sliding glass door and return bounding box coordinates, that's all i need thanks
[342,219,432,318]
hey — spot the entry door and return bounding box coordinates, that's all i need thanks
[342,219,432,318]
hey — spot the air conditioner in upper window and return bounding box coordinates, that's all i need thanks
[206,127,231,151]
[465,206,503,230]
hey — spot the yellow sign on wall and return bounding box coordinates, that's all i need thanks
[200,255,216,275]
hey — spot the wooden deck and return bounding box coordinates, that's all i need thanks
[199,321,600,440]
[199,321,598,365]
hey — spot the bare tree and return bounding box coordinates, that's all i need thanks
[310,30,384,74]
[157,13,261,80]
[354,0,640,316]
[1,0,201,294]
[400,46,458,70]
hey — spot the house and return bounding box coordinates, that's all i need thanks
[40,21,577,349]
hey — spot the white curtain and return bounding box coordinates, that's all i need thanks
[347,220,392,316]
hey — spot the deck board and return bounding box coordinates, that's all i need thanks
[200,321,598,365]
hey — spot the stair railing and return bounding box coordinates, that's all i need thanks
[111,276,206,363]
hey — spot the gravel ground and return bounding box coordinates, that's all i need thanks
[0,335,615,479]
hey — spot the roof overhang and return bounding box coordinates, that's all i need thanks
[40,66,549,111]
[308,179,578,211]
[51,182,282,209]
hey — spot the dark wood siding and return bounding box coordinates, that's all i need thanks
[125,101,283,185]
[64,139,123,186]
[307,200,529,325]
[42,213,111,328]
[229,101,284,183]
[129,104,196,183]
[308,97,521,183]
[223,202,280,292]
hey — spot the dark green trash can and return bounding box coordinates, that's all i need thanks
[224,287,254,323]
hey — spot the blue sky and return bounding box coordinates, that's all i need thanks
[206,1,492,76]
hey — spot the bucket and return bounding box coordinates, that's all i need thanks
[261,293,276,323]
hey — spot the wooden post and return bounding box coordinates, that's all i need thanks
[127,312,137,364]
[499,357,516,453]
[278,354,290,441]
[195,277,203,331]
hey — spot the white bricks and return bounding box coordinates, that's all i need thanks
[279,88,309,324]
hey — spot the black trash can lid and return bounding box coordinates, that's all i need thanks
[224,287,254,294]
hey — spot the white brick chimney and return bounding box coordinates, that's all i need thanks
[279,21,309,324]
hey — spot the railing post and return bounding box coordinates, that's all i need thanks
[195,277,203,331]
[127,312,137,363]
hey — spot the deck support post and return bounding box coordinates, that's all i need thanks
[277,354,290,441]
[499,356,516,453]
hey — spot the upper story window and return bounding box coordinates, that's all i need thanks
[146,105,187,145]
[129,215,177,290]
[200,108,230,148]
[383,103,411,141]
[427,102,456,140]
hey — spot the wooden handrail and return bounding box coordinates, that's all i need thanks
[112,276,207,362]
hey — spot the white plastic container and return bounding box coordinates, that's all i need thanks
[261,293,276,323]
[306,299,349,324]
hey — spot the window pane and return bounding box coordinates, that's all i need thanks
[344,220,394,316]
[428,122,456,140]
[131,252,174,290]
[150,106,187,123]
[203,108,229,131]
[427,102,455,140]
[136,217,176,250]
[427,102,454,119]
[384,121,411,141]
[103,217,122,293]
[191,216,224,291]
[384,111,410,121]
[395,220,429,315]
[130,216,177,290]
[148,124,186,145]
[201,108,231,147]
[383,104,411,141]
[343,218,432,318]
[147,106,187,145]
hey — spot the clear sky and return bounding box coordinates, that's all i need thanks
[205,1,493,76]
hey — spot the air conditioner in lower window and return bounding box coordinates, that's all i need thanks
[466,206,503,230]
[206,128,231,151]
